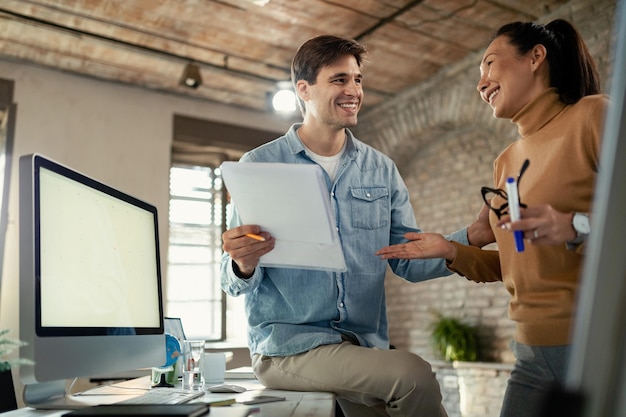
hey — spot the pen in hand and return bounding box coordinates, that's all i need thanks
[505,177,524,252]
[245,233,266,242]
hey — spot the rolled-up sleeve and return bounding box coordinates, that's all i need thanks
[446,241,502,283]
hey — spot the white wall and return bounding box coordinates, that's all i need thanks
[0,59,293,390]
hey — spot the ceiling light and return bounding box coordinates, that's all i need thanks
[180,63,202,89]
[271,81,296,113]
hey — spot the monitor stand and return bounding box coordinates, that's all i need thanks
[23,380,114,410]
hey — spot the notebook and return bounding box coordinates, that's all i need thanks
[62,403,210,417]
[63,404,260,417]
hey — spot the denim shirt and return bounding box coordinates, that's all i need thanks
[220,124,468,356]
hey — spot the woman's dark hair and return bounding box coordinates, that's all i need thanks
[493,19,600,104]
[291,35,367,116]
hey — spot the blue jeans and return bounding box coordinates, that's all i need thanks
[500,340,570,417]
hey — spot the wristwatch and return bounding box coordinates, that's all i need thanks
[567,212,590,249]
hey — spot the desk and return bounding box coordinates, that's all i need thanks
[1,377,335,417]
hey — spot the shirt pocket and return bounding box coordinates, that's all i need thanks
[350,187,389,229]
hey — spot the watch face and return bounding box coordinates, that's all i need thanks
[573,213,590,235]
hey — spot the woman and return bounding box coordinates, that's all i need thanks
[376,19,608,417]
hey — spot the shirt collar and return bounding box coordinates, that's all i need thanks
[284,123,361,158]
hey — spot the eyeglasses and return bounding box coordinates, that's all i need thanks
[480,159,530,220]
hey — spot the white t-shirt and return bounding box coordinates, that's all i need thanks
[303,141,346,182]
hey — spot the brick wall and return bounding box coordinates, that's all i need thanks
[354,0,617,414]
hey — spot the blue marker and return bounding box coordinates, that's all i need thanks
[505,177,525,252]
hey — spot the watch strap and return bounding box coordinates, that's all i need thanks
[567,212,589,250]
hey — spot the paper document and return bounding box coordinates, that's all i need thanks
[224,366,256,379]
[220,162,347,272]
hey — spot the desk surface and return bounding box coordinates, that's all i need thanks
[2,376,334,417]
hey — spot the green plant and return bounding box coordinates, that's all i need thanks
[0,329,34,371]
[429,312,478,362]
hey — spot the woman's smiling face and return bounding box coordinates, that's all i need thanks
[476,35,544,119]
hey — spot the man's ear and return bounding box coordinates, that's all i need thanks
[296,80,309,102]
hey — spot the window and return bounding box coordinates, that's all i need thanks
[0,79,15,295]
[168,115,282,343]
[166,164,246,342]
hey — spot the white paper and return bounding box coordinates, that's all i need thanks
[220,162,347,272]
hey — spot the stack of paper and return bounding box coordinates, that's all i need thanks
[220,162,347,272]
[224,366,256,380]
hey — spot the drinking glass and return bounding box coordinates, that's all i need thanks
[182,340,205,390]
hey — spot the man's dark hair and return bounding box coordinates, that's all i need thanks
[291,35,367,116]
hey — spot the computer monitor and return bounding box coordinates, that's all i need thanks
[19,154,166,409]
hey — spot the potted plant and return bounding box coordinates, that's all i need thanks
[1,329,33,411]
[0,328,33,371]
[429,312,478,362]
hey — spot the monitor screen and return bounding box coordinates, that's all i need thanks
[19,154,166,408]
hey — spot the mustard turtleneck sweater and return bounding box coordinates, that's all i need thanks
[448,88,608,346]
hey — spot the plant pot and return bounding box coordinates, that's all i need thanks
[0,364,18,412]
[430,314,478,362]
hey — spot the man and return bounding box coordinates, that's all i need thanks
[220,35,467,417]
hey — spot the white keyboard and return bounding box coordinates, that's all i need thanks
[116,388,205,404]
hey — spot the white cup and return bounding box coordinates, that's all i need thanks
[201,352,226,385]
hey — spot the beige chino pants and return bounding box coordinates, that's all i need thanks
[251,341,448,417]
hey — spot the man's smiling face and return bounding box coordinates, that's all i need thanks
[299,54,363,129]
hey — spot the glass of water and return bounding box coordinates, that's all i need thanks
[182,340,205,390]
